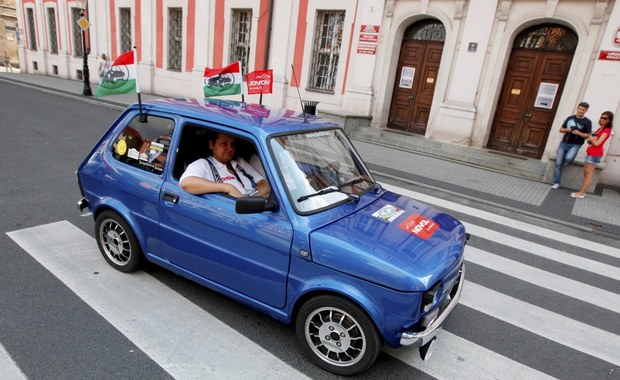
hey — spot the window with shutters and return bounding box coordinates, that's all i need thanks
[120,8,132,53]
[47,8,58,54]
[27,8,37,51]
[71,8,83,57]
[167,8,183,71]
[308,11,345,93]
[229,9,252,75]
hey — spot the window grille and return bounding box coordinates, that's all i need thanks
[167,8,183,71]
[120,8,132,53]
[515,24,577,52]
[27,8,37,50]
[230,9,252,75]
[308,10,345,92]
[47,8,58,54]
[404,19,445,41]
[72,8,83,57]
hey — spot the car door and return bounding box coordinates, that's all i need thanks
[103,112,176,258]
[158,125,293,308]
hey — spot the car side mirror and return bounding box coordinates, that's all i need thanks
[235,196,277,214]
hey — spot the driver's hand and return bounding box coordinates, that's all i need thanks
[226,184,244,198]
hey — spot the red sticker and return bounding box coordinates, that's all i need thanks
[399,214,439,240]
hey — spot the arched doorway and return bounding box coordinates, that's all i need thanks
[487,24,578,158]
[388,19,445,135]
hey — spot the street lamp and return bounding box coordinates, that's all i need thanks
[79,7,92,96]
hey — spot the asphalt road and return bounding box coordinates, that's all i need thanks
[1,82,619,379]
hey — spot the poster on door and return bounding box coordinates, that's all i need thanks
[534,82,559,109]
[399,67,415,89]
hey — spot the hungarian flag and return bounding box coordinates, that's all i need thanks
[95,49,139,97]
[246,69,273,95]
[203,62,242,97]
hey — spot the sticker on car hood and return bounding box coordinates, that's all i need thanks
[371,204,404,222]
[399,214,439,240]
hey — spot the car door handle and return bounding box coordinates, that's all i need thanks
[163,192,179,204]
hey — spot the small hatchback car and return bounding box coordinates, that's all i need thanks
[77,98,467,376]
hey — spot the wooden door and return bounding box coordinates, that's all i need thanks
[388,40,444,135]
[488,50,574,158]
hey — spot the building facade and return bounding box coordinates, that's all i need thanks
[15,0,620,186]
[1,0,18,66]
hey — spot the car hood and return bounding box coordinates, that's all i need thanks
[309,191,466,292]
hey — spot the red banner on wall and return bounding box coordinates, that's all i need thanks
[598,50,620,61]
[246,69,273,95]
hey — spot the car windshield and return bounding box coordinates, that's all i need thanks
[269,129,375,213]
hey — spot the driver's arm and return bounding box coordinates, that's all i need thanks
[181,176,244,198]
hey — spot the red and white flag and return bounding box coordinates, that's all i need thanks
[245,69,273,95]
[95,49,139,97]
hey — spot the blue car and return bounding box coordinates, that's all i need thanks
[77,98,467,376]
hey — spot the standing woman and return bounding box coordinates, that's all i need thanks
[98,53,111,79]
[571,111,614,198]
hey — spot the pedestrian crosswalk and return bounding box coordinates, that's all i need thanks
[5,183,620,379]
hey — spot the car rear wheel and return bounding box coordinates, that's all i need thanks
[296,295,381,376]
[95,210,143,272]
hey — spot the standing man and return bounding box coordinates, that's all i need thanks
[552,101,592,189]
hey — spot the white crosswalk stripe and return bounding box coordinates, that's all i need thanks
[0,342,27,380]
[7,221,309,380]
[461,282,620,366]
[385,330,557,380]
[4,182,619,378]
[466,246,620,312]
[464,223,620,280]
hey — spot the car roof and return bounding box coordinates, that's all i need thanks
[133,98,340,136]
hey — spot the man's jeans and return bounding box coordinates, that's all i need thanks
[554,142,581,184]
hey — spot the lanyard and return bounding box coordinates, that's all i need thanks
[206,158,256,188]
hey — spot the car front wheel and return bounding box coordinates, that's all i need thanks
[295,295,381,376]
[95,210,143,272]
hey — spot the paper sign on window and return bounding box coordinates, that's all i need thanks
[399,67,415,89]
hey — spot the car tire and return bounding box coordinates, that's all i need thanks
[295,295,382,376]
[95,210,143,273]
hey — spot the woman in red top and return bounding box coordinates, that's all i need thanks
[571,111,614,198]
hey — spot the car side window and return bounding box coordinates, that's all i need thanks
[112,115,175,174]
[176,125,270,197]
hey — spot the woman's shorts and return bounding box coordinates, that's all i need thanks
[584,155,602,164]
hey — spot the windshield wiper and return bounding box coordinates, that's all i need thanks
[297,186,343,202]
[297,178,377,203]
[338,176,374,189]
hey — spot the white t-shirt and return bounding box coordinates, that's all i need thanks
[180,156,264,194]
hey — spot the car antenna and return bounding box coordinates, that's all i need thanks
[290,64,307,122]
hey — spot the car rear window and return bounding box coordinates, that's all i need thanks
[111,115,175,174]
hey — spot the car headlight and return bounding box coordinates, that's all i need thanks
[421,281,443,313]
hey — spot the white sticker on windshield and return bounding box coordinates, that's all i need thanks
[372,205,404,222]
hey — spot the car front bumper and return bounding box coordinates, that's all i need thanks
[399,264,465,347]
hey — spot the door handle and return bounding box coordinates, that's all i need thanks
[408,94,415,100]
[163,192,179,204]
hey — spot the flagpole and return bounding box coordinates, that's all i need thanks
[133,47,147,122]
[240,61,245,103]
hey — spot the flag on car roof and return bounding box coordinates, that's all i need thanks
[203,62,242,97]
[95,49,139,97]
[245,69,273,95]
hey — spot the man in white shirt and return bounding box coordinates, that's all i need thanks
[180,132,270,198]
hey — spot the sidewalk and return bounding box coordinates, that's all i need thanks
[1,71,619,238]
